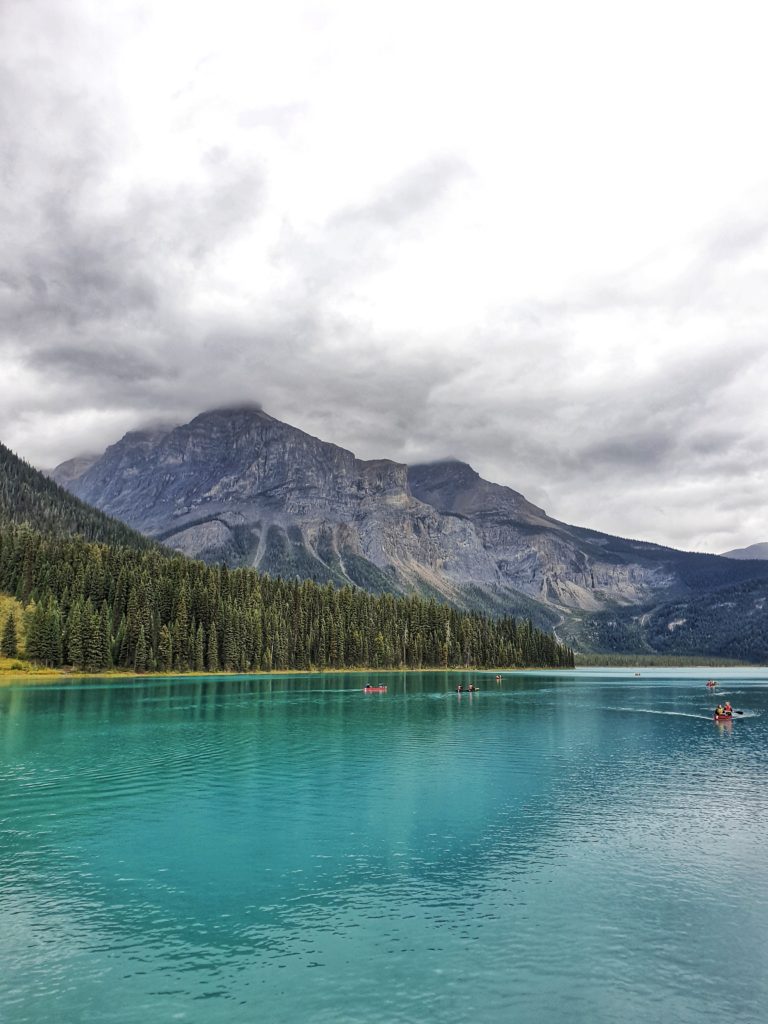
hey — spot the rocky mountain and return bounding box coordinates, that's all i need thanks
[722,542,768,560]
[53,406,768,646]
[46,453,100,488]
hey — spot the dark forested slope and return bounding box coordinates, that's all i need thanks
[576,578,768,663]
[1,442,152,549]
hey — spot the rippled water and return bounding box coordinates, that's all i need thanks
[2,669,768,1024]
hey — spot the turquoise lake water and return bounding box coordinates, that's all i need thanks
[2,669,767,1024]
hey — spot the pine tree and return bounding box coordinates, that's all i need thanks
[134,625,148,672]
[46,600,64,667]
[194,623,205,672]
[1,610,18,657]
[66,600,85,670]
[84,609,104,671]
[157,624,173,672]
[206,621,219,671]
[99,602,113,669]
[23,601,45,663]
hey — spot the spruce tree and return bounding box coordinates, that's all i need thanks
[206,621,219,671]
[194,623,205,672]
[157,624,173,672]
[134,625,148,672]
[1,611,18,657]
[66,600,85,670]
[23,601,45,663]
[99,602,113,669]
[84,610,104,671]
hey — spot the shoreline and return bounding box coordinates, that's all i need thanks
[1,662,762,687]
[0,665,541,686]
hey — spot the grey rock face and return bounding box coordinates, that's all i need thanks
[61,408,482,599]
[49,454,100,487]
[407,461,678,610]
[56,406,756,620]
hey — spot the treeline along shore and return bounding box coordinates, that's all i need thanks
[0,525,574,674]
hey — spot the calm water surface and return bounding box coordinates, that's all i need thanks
[2,669,767,1024]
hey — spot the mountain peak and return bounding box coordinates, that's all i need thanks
[408,459,545,520]
[416,458,480,478]
[197,402,269,419]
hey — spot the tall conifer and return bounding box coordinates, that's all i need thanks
[1,611,17,657]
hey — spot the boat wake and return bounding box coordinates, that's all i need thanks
[606,706,759,720]
[606,707,714,720]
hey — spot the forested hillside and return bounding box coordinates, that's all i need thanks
[580,579,768,664]
[0,442,152,549]
[0,525,573,672]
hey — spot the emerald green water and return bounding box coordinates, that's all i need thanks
[2,669,767,1023]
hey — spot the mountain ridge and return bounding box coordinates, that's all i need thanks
[722,542,768,561]
[51,407,768,648]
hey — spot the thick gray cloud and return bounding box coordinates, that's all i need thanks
[1,0,768,554]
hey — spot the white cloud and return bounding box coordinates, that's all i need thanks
[1,0,767,552]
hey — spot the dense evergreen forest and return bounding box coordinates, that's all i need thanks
[0,442,573,672]
[0,441,152,549]
[580,578,768,664]
[0,525,573,671]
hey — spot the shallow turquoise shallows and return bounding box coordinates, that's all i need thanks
[2,669,768,1024]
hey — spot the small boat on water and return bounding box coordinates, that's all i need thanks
[363,685,387,693]
[706,680,717,688]
[714,713,733,722]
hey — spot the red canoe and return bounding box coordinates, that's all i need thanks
[363,686,387,693]
[713,714,733,721]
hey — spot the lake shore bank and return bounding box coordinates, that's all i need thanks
[1,660,759,685]
[0,662,531,685]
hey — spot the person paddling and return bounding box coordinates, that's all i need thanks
[715,704,725,717]
[723,701,733,717]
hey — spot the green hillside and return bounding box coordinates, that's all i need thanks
[572,578,768,664]
[0,442,153,549]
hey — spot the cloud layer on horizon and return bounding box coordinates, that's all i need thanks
[2,0,768,553]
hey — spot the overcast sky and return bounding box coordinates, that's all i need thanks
[2,0,768,552]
